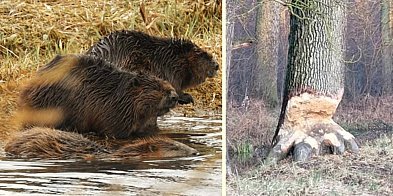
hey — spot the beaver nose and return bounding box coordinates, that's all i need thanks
[213,62,219,70]
[169,91,178,102]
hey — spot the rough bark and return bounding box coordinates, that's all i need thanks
[269,0,359,162]
[251,0,280,107]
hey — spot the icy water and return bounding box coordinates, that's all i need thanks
[0,115,222,195]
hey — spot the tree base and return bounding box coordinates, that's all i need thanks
[269,92,359,162]
[269,120,359,162]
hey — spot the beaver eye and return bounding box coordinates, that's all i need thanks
[200,52,210,60]
[165,90,172,96]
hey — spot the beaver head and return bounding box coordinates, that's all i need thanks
[180,43,219,90]
[191,46,219,78]
[157,80,178,116]
[114,136,199,159]
[132,72,178,117]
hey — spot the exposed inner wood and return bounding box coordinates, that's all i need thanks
[275,91,355,154]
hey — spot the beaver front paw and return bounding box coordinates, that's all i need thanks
[178,93,194,105]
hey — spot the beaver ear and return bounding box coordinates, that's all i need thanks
[148,144,158,152]
[193,46,206,56]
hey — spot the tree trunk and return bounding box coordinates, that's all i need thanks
[269,0,359,162]
[226,8,234,93]
[226,0,235,176]
[250,0,280,107]
[382,0,393,94]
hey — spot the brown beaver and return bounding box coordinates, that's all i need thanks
[86,30,219,104]
[17,54,178,138]
[4,127,108,159]
[113,136,199,159]
[4,127,199,159]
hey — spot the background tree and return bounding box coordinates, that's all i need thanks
[269,0,359,162]
[251,0,281,107]
[227,0,258,104]
[345,1,384,99]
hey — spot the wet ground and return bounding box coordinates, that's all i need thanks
[0,114,222,195]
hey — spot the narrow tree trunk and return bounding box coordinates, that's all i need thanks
[251,0,280,107]
[277,9,290,101]
[226,0,235,176]
[382,0,393,94]
[269,0,359,162]
[226,15,234,93]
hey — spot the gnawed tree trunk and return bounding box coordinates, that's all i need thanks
[251,0,280,107]
[269,0,359,162]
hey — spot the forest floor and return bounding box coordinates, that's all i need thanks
[0,0,222,140]
[227,97,393,195]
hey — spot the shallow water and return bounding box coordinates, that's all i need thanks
[0,114,222,195]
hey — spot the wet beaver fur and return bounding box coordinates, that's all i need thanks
[86,30,219,104]
[17,54,178,138]
[5,127,199,159]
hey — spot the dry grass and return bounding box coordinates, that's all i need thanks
[226,100,277,173]
[335,96,393,125]
[227,100,277,152]
[227,135,393,195]
[0,0,222,139]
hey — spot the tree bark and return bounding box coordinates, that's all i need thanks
[251,0,280,107]
[269,0,359,162]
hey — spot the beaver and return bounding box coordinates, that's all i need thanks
[17,54,178,138]
[113,136,199,159]
[4,127,199,159]
[86,30,219,104]
[4,127,108,159]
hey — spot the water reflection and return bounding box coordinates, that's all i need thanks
[0,115,222,195]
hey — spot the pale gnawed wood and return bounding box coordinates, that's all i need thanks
[270,91,358,162]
